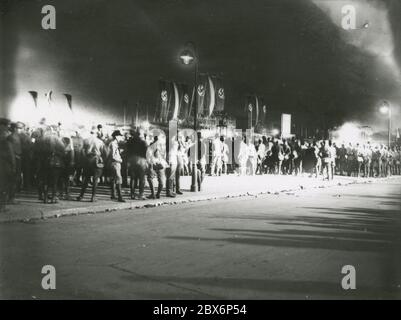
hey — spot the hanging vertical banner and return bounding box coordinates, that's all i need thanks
[262,100,267,124]
[179,84,190,120]
[254,95,259,126]
[187,85,195,119]
[172,82,180,120]
[214,77,225,112]
[45,90,53,106]
[206,75,215,117]
[63,94,72,111]
[28,91,38,108]
[158,80,169,122]
[246,95,255,129]
[196,74,207,116]
[281,113,292,137]
[166,82,174,121]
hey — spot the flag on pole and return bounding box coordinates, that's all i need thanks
[188,85,195,119]
[179,84,190,120]
[28,91,38,108]
[165,81,178,121]
[196,74,207,116]
[63,94,72,111]
[158,80,170,122]
[45,90,53,106]
[172,82,180,120]
[166,82,173,121]
[255,95,259,126]
[246,95,255,129]
[262,101,267,124]
[214,77,225,112]
[206,75,215,117]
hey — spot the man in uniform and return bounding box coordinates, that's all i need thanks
[109,130,126,202]
[42,126,66,204]
[364,143,373,178]
[146,136,168,199]
[328,140,336,180]
[76,129,108,202]
[126,128,148,200]
[337,143,347,176]
[380,145,388,177]
[7,122,24,203]
[319,140,332,180]
[210,133,222,176]
[166,138,179,197]
[0,119,16,211]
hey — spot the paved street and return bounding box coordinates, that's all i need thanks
[1,177,401,299]
[0,175,379,223]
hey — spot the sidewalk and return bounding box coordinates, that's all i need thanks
[0,174,385,223]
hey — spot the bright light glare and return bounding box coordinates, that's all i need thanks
[271,128,280,136]
[142,121,150,129]
[180,49,195,65]
[180,55,194,65]
[332,122,361,144]
[380,106,389,114]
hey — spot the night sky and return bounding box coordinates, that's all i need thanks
[1,0,401,131]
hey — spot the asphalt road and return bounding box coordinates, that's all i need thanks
[1,178,401,299]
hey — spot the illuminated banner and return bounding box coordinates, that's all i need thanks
[245,95,255,129]
[196,74,207,116]
[158,80,170,122]
[281,113,292,137]
[261,100,267,124]
[187,86,195,118]
[255,95,259,125]
[245,95,263,128]
[158,80,168,122]
[171,82,180,120]
[214,76,225,112]
[206,75,215,117]
[45,90,53,107]
[178,83,190,120]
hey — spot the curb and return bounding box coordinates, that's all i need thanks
[0,177,379,224]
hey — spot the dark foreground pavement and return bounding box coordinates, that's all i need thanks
[1,178,400,299]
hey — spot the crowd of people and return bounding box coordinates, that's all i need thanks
[210,135,401,180]
[1,118,400,212]
[0,119,204,212]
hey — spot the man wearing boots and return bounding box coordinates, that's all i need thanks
[7,122,24,204]
[166,139,178,197]
[147,138,168,199]
[109,130,126,202]
[76,129,107,202]
[126,129,148,200]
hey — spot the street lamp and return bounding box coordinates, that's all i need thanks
[180,49,195,65]
[380,100,392,147]
[180,42,198,192]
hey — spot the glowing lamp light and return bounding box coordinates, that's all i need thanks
[179,49,195,65]
[380,105,389,114]
[271,128,280,136]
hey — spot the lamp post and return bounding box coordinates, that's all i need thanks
[380,100,392,147]
[180,42,198,192]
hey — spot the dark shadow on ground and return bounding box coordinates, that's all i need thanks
[118,273,401,299]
